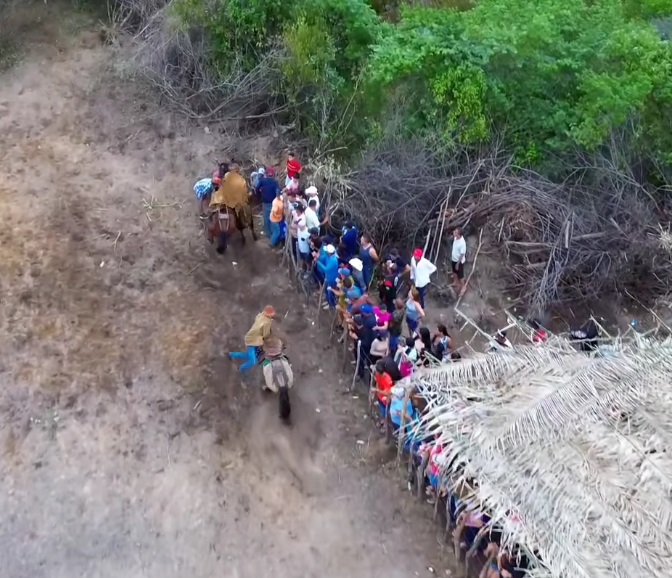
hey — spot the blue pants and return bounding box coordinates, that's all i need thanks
[389,334,400,352]
[270,221,282,247]
[229,346,257,372]
[326,283,337,307]
[262,203,272,238]
[363,267,373,289]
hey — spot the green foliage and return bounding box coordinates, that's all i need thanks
[370,0,672,169]
[170,0,672,172]
[172,0,294,68]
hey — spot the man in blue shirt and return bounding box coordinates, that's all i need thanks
[317,244,339,309]
[341,222,359,260]
[256,166,281,238]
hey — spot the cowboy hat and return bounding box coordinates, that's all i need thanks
[349,258,363,271]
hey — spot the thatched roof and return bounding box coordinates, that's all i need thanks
[414,338,672,578]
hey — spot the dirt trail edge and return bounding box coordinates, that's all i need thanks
[0,6,447,578]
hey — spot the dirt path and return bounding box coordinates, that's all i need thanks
[0,5,447,578]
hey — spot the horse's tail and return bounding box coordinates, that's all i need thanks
[278,386,291,422]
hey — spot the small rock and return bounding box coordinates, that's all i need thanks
[204,126,210,134]
[428,567,434,574]
[100,261,105,268]
[232,262,238,266]
[315,408,321,413]
[356,440,365,445]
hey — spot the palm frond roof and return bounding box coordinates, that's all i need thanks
[414,338,672,578]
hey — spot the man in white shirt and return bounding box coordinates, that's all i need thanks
[305,185,320,211]
[451,227,467,296]
[291,204,309,268]
[304,198,321,231]
[410,248,437,308]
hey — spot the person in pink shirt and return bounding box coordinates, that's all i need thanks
[374,303,392,330]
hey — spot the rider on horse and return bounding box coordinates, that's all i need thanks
[196,161,257,252]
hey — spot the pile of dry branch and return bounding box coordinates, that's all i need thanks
[110,0,283,127]
[315,146,672,311]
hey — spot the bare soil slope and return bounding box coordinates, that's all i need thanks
[0,5,446,578]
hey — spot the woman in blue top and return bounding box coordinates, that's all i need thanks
[405,288,425,335]
[358,233,379,289]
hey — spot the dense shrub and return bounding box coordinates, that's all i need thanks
[134,0,672,174]
[370,0,672,171]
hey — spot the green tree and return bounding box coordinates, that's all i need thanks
[370,0,672,169]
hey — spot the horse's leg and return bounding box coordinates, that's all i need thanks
[216,230,227,254]
[248,212,258,242]
[206,216,217,244]
[235,213,246,245]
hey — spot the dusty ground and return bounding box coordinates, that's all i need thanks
[0,4,450,578]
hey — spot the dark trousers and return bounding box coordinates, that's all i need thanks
[355,341,372,379]
[417,284,427,308]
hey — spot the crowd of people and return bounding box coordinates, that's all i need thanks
[218,153,545,578]
[245,153,471,379]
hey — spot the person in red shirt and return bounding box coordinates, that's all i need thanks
[286,152,302,187]
[373,359,393,406]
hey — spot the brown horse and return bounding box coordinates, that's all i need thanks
[203,205,257,254]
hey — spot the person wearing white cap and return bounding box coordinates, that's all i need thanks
[348,257,366,291]
[318,244,339,309]
[304,185,320,211]
[317,244,338,308]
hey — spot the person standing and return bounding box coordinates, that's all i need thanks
[410,248,437,309]
[297,218,312,270]
[341,222,359,260]
[388,298,406,352]
[318,244,339,309]
[229,305,276,372]
[451,227,467,296]
[256,166,280,239]
[348,257,366,291]
[305,185,320,211]
[305,198,321,232]
[290,203,308,264]
[286,152,302,188]
[269,189,285,248]
[358,233,379,289]
[405,288,425,336]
